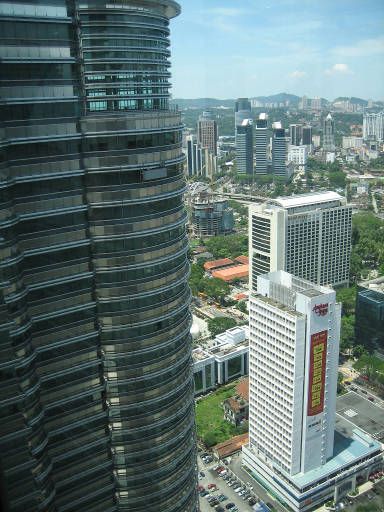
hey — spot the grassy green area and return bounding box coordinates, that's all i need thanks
[196,381,245,446]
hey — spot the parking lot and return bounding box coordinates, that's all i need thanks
[198,453,260,512]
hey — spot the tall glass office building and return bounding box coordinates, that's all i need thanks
[0,1,197,511]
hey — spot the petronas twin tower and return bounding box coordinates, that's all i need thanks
[0,1,197,511]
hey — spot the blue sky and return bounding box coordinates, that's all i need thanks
[170,0,384,100]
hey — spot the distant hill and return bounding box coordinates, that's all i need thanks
[250,92,300,105]
[170,98,234,109]
[333,96,368,106]
[171,93,301,109]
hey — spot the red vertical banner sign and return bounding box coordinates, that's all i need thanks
[307,330,328,416]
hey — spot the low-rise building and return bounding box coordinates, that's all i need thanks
[193,326,249,395]
[223,377,249,425]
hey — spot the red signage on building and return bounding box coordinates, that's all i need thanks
[312,303,328,316]
[308,330,328,416]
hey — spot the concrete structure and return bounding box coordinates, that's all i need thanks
[272,122,289,179]
[363,111,384,142]
[191,198,234,237]
[288,145,308,171]
[323,113,335,152]
[192,327,249,395]
[355,277,384,351]
[289,124,302,146]
[0,1,198,511]
[255,114,268,175]
[243,271,383,512]
[237,119,254,175]
[198,110,218,156]
[249,192,352,288]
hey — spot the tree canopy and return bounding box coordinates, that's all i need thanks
[207,317,237,338]
[204,234,248,260]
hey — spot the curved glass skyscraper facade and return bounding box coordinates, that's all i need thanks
[0,1,197,511]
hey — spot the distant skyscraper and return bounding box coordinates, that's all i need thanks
[235,97,252,133]
[186,135,203,176]
[249,192,352,289]
[272,122,288,177]
[363,111,384,142]
[301,125,313,146]
[197,111,218,156]
[323,113,335,151]
[311,96,321,110]
[0,1,197,511]
[237,119,254,175]
[255,114,268,175]
[289,124,302,146]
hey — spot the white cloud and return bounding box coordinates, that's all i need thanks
[332,37,384,58]
[289,70,307,79]
[325,63,353,75]
[205,8,247,17]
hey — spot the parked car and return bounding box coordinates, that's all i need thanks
[225,504,235,510]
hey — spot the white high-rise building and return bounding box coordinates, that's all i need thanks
[246,271,340,476]
[249,192,352,289]
[363,111,384,142]
[243,271,382,511]
[288,145,308,170]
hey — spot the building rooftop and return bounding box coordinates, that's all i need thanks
[358,276,384,294]
[214,433,249,458]
[271,191,342,210]
[235,255,249,265]
[236,377,249,402]
[212,264,249,282]
[290,427,381,488]
[204,258,234,271]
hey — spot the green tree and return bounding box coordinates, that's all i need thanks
[336,286,357,316]
[203,431,218,448]
[188,263,205,296]
[205,234,248,259]
[201,278,230,303]
[207,317,237,337]
[340,315,355,353]
[236,300,248,313]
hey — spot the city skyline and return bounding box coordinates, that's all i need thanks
[171,0,384,100]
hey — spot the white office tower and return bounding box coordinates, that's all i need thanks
[288,145,308,171]
[243,271,383,512]
[255,114,268,175]
[249,192,352,289]
[246,271,340,475]
[363,111,384,142]
[272,122,289,178]
[323,113,335,152]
